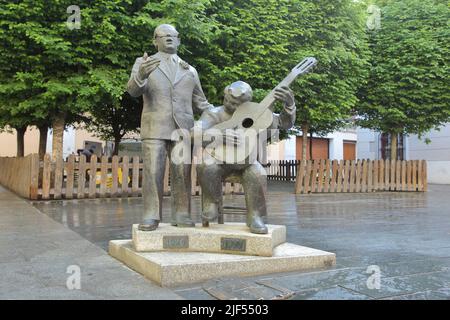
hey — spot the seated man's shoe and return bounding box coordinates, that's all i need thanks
[201,203,219,223]
[249,216,268,234]
[138,219,159,231]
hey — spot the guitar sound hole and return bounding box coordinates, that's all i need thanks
[242,118,254,128]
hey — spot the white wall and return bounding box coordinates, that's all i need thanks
[266,139,283,161]
[284,135,296,160]
[268,130,358,161]
[356,128,378,160]
[356,124,450,184]
[326,130,357,160]
[406,124,450,161]
[407,124,450,184]
[46,126,76,159]
[427,161,450,184]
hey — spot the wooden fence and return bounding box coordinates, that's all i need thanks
[0,154,39,199]
[267,160,300,182]
[290,159,427,194]
[0,155,427,200]
[35,154,243,200]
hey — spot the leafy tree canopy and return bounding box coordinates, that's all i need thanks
[1,0,371,149]
[357,0,450,136]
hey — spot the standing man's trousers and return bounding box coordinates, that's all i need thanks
[141,139,192,223]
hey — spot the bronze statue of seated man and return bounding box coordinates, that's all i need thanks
[194,81,296,234]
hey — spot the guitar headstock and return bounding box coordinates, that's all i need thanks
[291,57,318,77]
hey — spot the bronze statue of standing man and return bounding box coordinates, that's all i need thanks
[127,24,212,231]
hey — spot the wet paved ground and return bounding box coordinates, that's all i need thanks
[31,182,450,300]
[0,186,181,299]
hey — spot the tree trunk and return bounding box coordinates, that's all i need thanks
[52,113,65,161]
[16,126,26,157]
[309,131,313,160]
[390,133,398,161]
[38,125,48,160]
[113,135,122,156]
[301,123,309,160]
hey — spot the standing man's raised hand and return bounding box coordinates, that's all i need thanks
[138,52,160,81]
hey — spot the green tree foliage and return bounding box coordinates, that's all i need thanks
[0,0,89,158]
[0,0,215,156]
[357,0,450,159]
[76,0,217,155]
[183,0,370,158]
[82,93,142,155]
[1,0,369,159]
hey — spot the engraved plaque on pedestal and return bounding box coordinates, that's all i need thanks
[163,235,189,249]
[221,237,246,252]
[132,223,286,256]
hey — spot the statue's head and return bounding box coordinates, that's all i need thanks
[153,24,180,54]
[223,81,253,113]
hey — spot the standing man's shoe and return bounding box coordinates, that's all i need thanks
[138,219,159,231]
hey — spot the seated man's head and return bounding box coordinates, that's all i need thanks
[223,81,252,113]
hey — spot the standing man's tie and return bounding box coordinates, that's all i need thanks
[166,55,177,83]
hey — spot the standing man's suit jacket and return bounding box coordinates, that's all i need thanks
[127,51,212,140]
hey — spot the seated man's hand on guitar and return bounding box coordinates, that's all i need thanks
[274,86,295,110]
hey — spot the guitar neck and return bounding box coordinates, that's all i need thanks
[259,72,298,110]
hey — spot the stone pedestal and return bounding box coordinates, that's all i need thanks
[132,223,286,257]
[109,240,336,287]
[109,222,336,287]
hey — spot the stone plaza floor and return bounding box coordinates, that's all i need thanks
[1,182,449,299]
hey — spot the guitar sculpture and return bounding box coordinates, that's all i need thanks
[206,57,318,164]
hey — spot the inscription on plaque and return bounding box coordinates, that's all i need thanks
[221,237,246,252]
[163,235,189,249]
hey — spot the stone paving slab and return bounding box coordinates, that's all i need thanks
[381,288,450,300]
[201,278,294,300]
[292,286,372,300]
[174,287,217,300]
[0,186,181,300]
[340,271,450,299]
[375,258,450,278]
[256,268,368,293]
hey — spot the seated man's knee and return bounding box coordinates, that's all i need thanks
[197,163,222,181]
[243,163,265,179]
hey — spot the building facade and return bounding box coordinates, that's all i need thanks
[267,128,358,161]
[0,125,104,159]
[357,124,450,184]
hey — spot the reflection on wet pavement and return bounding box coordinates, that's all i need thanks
[32,182,450,299]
